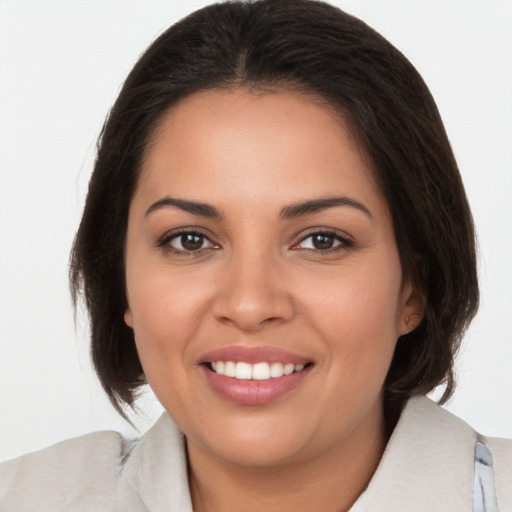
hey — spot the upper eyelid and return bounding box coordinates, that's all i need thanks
[155,226,353,249]
[300,232,347,242]
[294,227,353,242]
[291,229,354,251]
[157,227,216,245]
[157,230,220,257]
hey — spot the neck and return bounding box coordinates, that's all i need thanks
[187,410,387,512]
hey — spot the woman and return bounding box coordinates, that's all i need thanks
[1,1,510,510]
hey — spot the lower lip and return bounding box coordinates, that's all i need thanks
[201,366,312,405]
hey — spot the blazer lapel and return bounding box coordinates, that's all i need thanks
[350,396,476,512]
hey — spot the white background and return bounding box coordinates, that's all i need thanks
[0,0,511,463]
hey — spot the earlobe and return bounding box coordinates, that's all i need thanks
[402,310,422,334]
[400,281,424,336]
[124,308,134,328]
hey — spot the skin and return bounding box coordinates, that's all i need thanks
[124,89,422,512]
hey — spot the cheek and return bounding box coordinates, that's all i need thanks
[302,261,403,373]
[125,261,203,365]
[126,282,196,414]
[125,261,229,409]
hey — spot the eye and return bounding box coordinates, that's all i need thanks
[295,231,352,251]
[159,230,218,253]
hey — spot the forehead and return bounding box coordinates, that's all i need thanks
[136,88,385,217]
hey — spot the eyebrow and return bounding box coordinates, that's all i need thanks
[144,195,372,221]
[279,196,373,220]
[145,197,223,220]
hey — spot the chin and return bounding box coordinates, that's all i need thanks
[206,435,311,468]
[185,412,317,468]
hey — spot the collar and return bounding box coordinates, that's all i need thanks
[349,396,477,511]
[117,413,193,511]
[118,396,476,511]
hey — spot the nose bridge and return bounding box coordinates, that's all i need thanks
[214,239,294,330]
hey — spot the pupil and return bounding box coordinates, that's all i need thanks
[313,234,334,250]
[182,234,203,250]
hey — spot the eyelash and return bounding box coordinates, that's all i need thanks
[293,230,354,253]
[157,229,218,256]
[156,228,353,255]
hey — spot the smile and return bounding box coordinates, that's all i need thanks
[199,346,314,405]
[209,361,306,380]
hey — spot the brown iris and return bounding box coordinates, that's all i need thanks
[180,233,204,251]
[311,233,336,250]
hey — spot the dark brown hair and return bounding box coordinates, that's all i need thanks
[70,0,479,417]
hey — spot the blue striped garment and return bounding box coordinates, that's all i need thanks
[474,442,499,512]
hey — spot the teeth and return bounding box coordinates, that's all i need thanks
[252,362,271,380]
[283,363,295,375]
[224,361,236,377]
[210,361,307,380]
[235,362,252,380]
[270,362,284,377]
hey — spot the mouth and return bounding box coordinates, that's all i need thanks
[198,347,314,405]
[204,361,313,380]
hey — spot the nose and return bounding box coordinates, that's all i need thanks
[213,249,295,332]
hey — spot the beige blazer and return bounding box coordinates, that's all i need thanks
[1,396,510,511]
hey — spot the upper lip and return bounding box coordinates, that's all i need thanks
[198,346,312,365]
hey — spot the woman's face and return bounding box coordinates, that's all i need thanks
[124,89,418,467]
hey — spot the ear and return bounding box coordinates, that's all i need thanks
[398,279,424,336]
[124,308,134,328]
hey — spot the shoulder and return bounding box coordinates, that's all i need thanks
[0,429,132,511]
[351,396,512,512]
[402,397,512,511]
[479,432,512,511]
[0,412,191,512]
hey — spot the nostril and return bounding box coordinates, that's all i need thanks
[212,286,296,332]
